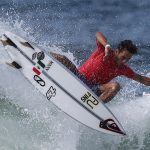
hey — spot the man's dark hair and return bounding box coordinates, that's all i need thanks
[117,40,138,54]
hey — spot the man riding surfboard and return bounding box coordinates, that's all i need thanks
[51,32,150,103]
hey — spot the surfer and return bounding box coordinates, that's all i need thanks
[50,32,150,103]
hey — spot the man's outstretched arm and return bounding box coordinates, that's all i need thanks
[133,74,150,86]
[96,32,112,61]
[96,32,108,46]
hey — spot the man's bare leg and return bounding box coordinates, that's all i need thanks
[50,52,78,73]
[99,82,121,103]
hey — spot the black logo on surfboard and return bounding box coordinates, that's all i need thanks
[32,51,45,60]
[46,86,56,100]
[32,52,37,60]
[34,75,45,87]
[37,51,45,60]
[99,119,125,135]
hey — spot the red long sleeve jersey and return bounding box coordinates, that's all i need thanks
[78,40,135,85]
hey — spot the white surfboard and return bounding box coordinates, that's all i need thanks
[1,31,126,135]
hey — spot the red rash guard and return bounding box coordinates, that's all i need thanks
[78,40,135,85]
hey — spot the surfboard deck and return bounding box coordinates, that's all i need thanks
[1,31,126,135]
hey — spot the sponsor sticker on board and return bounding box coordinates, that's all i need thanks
[46,86,56,100]
[45,61,54,71]
[32,60,46,75]
[81,92,99,109]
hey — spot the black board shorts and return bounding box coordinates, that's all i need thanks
[74,71,101,97]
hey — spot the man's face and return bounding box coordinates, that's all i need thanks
[115,49,133,67]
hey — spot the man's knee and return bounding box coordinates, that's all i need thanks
[111,82,120,92]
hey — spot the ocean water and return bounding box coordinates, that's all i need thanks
[0,0,150,149]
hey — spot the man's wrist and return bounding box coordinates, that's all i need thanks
[105,44,111,49]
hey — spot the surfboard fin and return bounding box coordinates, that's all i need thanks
[0,38,17,48]
[6,61,22,69]
[20,41,34,50]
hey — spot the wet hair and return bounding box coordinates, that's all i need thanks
[117,40,138,54]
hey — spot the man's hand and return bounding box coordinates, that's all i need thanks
[133,74,150,86]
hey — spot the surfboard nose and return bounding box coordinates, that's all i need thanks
[100,118,126,135]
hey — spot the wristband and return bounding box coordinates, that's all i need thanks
[105,44,111,49]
